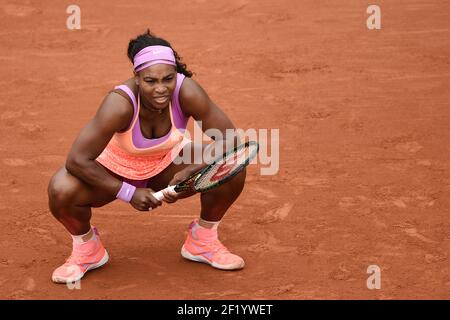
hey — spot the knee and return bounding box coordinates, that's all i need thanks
[47,169,77,209]
[229,167,246,196]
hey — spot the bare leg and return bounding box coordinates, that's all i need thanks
[199,168,246,221]
[147,142,246,221]
[47,166,118,235]
[48,165,120,283]
[49,143,246,234]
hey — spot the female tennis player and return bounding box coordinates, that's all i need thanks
[47,30,247,284]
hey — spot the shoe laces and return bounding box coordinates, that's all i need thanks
[207,239,230,255]
[65,244,97,265]
[65,252,84,265]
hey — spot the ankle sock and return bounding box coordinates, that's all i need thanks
[71,227,95,244]
[198,218,221,230]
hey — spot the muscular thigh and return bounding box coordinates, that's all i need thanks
[51,166,117,208]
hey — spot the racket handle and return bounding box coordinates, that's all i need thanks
[152,185,177,202]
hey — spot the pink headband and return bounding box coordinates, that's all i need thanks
[133,45,176,72]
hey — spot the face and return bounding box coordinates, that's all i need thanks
[135,63,177,111]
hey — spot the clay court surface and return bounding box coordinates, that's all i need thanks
[0,0,449,299]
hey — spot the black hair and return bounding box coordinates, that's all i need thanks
[127,29,193,77]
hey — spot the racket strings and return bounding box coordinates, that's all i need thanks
[194,143,258,190]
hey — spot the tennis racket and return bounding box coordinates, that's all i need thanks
[152,141,259,202]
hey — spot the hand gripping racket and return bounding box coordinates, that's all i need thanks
[152,141,259,202]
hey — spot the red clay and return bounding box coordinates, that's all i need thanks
[1,0,450,299]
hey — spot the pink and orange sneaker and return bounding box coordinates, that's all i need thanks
[52,227,109,284]
[181,219,245,270]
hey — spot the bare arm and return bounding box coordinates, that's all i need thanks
[164,78,240,193]
[180,77,240,164]
[65,91,133,197]
[181,77,236,134]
